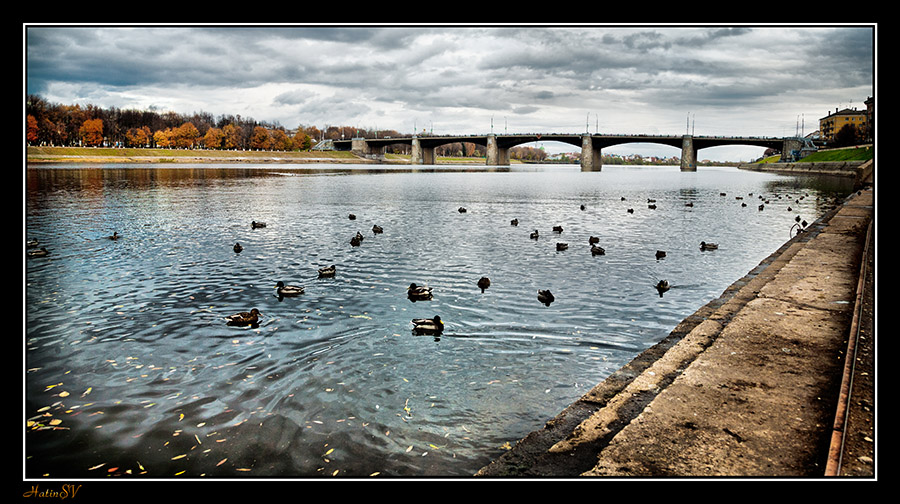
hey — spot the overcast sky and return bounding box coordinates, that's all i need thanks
[24,24,875,161]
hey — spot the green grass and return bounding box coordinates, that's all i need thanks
[796,147,873,162]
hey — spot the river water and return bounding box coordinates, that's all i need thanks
[24,163,854,478]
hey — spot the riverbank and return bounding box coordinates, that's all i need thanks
[476,186,875,478]
[737,159,873,189]
[24,146,482,165]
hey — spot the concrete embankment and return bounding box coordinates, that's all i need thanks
[738,159,873,190]
[476,186,875,478]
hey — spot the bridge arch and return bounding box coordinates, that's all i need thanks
[333,133,790,170]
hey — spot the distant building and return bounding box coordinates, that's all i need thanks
[819,106,867,143]
[864,96,874,142]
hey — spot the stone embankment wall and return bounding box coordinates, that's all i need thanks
[737,159,873,189]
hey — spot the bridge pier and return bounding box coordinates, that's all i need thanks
[410,137,434,165]
[581,134,601,171]
[681,135,697,171]
[352,138,385,162]
[486,135,509,166]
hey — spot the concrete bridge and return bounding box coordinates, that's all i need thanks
[332,133,797,171]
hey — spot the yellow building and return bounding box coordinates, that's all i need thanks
[819,107,867,143]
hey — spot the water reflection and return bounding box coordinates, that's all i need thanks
[25,164,853,478]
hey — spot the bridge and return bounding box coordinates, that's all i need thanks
[332,133,799,171]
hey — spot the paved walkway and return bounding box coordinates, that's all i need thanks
[477,187,874,477]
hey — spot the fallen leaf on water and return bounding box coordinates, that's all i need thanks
[216,458,227,467]
[171,454,186,460]
[88,463,106,471]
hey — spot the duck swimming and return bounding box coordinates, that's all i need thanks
[530,230,539,239]
[275,281,304,297]
[537,290,555,306]
[108,231,120,240]
[233,242,243,253]
[458,207,467,213]
[372,224,384,234]
[26,239,38,248]
[412,316,444,335]
[407,283,433,301]
[510,218,518,226]
[27,247,49,257]
[318,265,337,278]
[251,220,266,229]
[349,213,357,220]
[350,234,362,247]
[225,308,261,327]
[700,241,718,251]
[552,225,563,233]
[656,280,670,297]
[656,250,666,260]
[556,242,568,251]
[477,277,491,293]
[591,244,606,256]
[588,236,599,245]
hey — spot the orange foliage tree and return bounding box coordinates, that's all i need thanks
[249,126,273,150]
[79,118,104,146]
[202,127,224,149]
[125,126,151,147]
[27,115,39,145]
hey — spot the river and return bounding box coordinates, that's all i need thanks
[24,163,854,478]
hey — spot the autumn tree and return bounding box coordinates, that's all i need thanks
[202,127,225,149]
[249,126,273,150]
[154,129,172,148]
[173,122,200,148]
[293,130,312,150]
[79,118,104,146]
[125,126,151,147]
[27,115,39,145]
[222,124,241,150]
[271,129,293,151]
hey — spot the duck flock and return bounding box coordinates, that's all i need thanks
[26,188,815,338]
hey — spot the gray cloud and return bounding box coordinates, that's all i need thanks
[26,24,874,144]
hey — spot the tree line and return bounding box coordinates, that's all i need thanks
[25,94,550,159]
[25,94,408,152]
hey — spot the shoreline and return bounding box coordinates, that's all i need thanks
[476,187,875,477]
